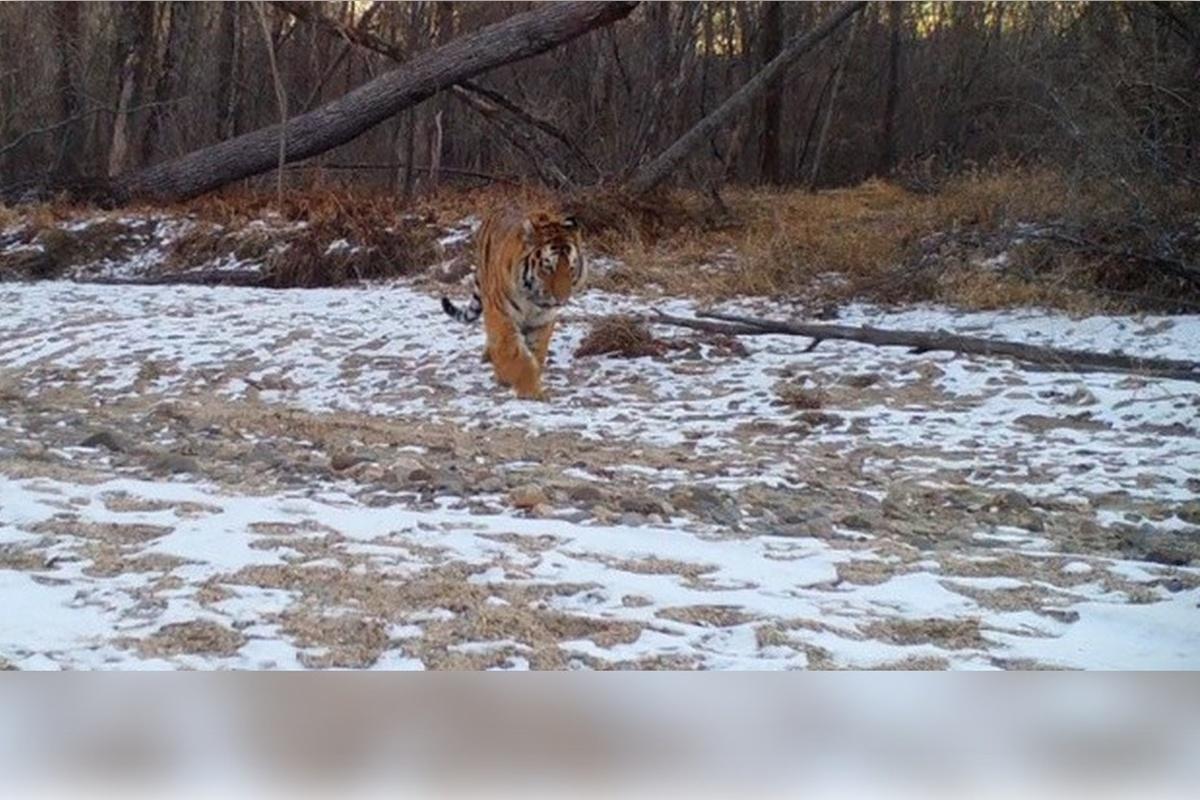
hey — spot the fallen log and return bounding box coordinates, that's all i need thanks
[82,270,268,287]
[114,2,638,203]
[647,309,1200,384]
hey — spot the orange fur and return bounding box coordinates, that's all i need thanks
[474,208,585,400]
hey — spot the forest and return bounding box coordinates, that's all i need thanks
[1,2,1197,194]
[0,2,1198,672]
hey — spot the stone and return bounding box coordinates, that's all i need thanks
[148,453,200,476]
[80,430,127,453]
[330,451,368,472]
[619,492,670,516]
[669,485,740,527]
[565,484,605,505]
[510,484,549,510]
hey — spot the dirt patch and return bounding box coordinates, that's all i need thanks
[278,610,390,669]
[135,620,247,659]
[28,517,172,545]
[860,617,986,650]
[1014,414,1110,433]
[100,491,220,517]
[656,605,757,628]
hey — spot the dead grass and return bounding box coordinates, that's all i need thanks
[134,620,247,659]
[775,382,827,411]
[580,169,1199,313]
[6,167,1195,309]
[575,315,668,359]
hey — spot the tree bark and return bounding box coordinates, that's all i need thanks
[107,3,154,177]
[273,0,598,185]
[115,2,638,203]
[807,11,859,190]
[877,0,903,175]
[51,1,83,177]
[648,310,1200,384]
[625,1,866,196]
[757,1,784,184]
[215,1,242,141]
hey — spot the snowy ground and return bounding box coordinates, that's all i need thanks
[1,276,1198,669]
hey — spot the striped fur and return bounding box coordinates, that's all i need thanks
[441,208,586,400]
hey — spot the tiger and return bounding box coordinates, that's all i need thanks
[441,208,586,401]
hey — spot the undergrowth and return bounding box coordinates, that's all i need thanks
[2,168,1197,311]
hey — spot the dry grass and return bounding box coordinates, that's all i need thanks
[5,168,1195,309]
[575,315,669,359]
[583,169,1199,313]
[775,378,828,411]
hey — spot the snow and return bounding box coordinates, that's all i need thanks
[1,265,1198,669]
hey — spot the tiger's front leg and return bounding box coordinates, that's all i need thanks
[528,320,556,370]
[484,309,544,400]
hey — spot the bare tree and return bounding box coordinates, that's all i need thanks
[114,2,639,202]
[627,2,866,196]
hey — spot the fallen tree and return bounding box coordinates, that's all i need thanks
[112,2,637,203]
[271,1,600,186]
[648,309,1200,384]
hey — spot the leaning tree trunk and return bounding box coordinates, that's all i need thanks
[114,1,638,203]
[625,1,866,197]
[806,11,859,191]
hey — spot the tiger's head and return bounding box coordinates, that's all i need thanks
[521,211,585,309]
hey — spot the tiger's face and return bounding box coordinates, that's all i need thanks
[522,213,584,310]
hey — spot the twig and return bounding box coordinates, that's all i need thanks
[282,162,516,184]
[0,99,186,158]
[255,1,288,208]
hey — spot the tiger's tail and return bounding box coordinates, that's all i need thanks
[441,283,482,323]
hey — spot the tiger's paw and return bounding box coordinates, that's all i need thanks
[516,386,550,402]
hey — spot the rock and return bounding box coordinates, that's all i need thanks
[619,512,646,526]
[838,513,875,532]
[1177,502,1200,526]
[565,484,605,505]
[510,484,549,510]
[148,453,200,476]
[591,505,617,523]
[346,462,387,483]
[987,490,1044,532]
[1119,525,1197,567]
[433,473,465,496]
[477,476,505,494]
[619,492,670,516]
[669,486,740,527]
[80,430,127,453]
[330,451,368,472]
[406,467,434,484]
[389,456,424,478]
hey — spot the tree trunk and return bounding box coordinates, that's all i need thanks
[649,310,1200,384]
[806,11,859,191]
[51,1,82,177]
[215,1,242,141]
[114,1,637,203]
[273,0,597,186]
[757,1,785,184]
[625,1,865,197]
[140,2,191,164]
[877,1,902,175]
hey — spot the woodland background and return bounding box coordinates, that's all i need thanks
[1,1,1197,194]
